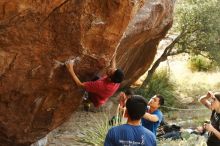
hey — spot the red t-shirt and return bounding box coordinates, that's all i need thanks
[84,76,120,107]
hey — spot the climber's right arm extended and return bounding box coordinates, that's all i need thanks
[66,63,85,88]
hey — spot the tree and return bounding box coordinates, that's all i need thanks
[142,0,220,87]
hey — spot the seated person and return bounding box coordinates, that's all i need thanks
[157,120,182,140]
[157,120,208,140]
[109,89,134,125]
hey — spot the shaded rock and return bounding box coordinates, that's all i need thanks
[0,0,174,145]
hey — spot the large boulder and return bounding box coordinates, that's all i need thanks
[0,0,174,145]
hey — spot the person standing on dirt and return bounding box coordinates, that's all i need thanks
[109,89,134,125]
[141,95,164,136]
[104,95,156,146]
[65,55,124,109]
[117,89,134,113]
[199,91,220,146]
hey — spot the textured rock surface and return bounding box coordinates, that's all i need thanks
[0,0,173,145]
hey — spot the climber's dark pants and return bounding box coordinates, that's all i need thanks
[83,75,100,111]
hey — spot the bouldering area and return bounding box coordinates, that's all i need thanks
[0,0,173,145]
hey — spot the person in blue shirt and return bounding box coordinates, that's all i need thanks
[141,95,164,136]
[104,95,156,146]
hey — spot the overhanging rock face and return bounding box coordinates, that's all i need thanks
[0,0,174,145]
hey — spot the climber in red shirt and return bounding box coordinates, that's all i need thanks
[65,55,124,108]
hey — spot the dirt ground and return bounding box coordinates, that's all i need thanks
[45,98,118,146]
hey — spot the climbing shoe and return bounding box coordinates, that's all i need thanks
[84,102,90,112]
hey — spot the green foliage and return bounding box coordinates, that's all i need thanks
[77,116,110,146]
[171,0,220,65]
[158,134,207,146]
[188,55,214,72]
[136,69,181,110]
[77,115,126,146]
[142,0,220,89]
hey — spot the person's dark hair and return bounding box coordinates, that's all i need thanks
[124,89,134,96]
[126,95,147,120]
[157,95,164,105]
[110,69,124,83]
[214,92,220,102]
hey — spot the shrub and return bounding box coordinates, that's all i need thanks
[77,116,110,146]
[157,134,207,146]
[188,55,214,72]
[77,115,126,146]
[136,69,182,111]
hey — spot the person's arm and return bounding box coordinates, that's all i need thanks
[66,62,85,88]
[110,54,116,70]
[143,113,159,122]
[198,91,213,109]
[103,54,117,77]
[96,54,117,77]
[204,123,220,140]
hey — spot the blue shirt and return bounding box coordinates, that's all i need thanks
[104,124,156,146]
[141,109,163,135]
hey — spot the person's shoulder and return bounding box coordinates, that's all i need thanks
[154,109,163,115]
[159,109,163,114]
[112,124,132,131]
[155,110,163,120]
[142,127,156,139]
[108,125,123,131]
[107,126,116,134]
[107,125,126,135]
[142,126,153,134]
[146,129,156,138]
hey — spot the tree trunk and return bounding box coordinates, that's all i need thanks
[141,53,168,87]
[141,33,183,87]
